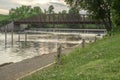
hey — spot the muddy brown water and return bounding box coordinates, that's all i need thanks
[0,33,102,65]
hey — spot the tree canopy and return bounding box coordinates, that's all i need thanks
[69,7,79,14]
[2,2,120,30]
[112,0,120,31]
[65,0,113,32]
[9,5,43,21]
[47,5,54,14]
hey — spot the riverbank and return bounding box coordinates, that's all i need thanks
[0,46,76,80]
[21,33,120,80]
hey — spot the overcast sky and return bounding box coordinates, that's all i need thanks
[0,0,68,15]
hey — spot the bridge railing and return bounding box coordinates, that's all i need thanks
[14,14,103,24]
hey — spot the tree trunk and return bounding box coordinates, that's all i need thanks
[102,18,112,32]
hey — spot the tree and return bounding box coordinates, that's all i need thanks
[9,5,33,20]
[32,6,43,16]
[9,8,16,21]
[48,5,54,14]
[69,7,79,14]
[65,0,113,32]
[112,0,120,31]
[61,10,67,14]
[9,5,43,20]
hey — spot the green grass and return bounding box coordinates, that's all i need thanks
[21,33,120,80]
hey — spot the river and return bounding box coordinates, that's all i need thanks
[0,33,58,65]
[0,33,103,65]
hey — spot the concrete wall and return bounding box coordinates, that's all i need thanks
[0,22,28,32]
[0,22,14,32]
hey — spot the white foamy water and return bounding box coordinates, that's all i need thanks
[0,33,58,64]
[0,33,103,65]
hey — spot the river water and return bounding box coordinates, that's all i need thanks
[0,33,58,65]
[0,33,102,65]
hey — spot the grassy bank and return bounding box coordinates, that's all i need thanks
[21,33,120,80]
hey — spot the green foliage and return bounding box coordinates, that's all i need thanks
[65,0,113,32]
[69,7,79,14]
[47,5,54,14]
[21,32,120,80]
[8,5,44,29]
[0,5,43,27]
[0,14,8,21]
[9,5,43,21]
[32,6,43,16]
[61,10,67,14]
[112,0,120,32]
[0,14,11,27]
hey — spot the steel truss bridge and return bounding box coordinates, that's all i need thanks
[14,14,103,25]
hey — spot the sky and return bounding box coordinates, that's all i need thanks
[0,0,68,15]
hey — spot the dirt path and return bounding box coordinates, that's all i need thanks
[0,47,76,80]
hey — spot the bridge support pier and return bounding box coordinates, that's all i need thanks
[5,26,7,48]
[25,32,27,45]
[11,30,14,47]
[18,31,21,47]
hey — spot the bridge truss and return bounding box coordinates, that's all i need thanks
[14,14,103,25]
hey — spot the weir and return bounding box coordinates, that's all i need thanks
[3,28,106,48]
